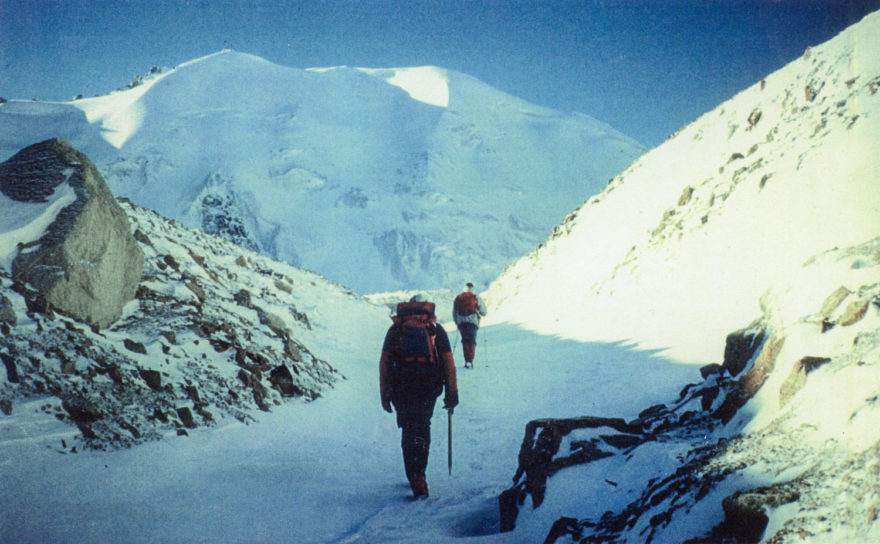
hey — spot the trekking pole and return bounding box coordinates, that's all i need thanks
[447,407,453,476]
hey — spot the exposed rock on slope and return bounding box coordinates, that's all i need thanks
[0,195,379,451]
[506,237,880,543]
[488,11,880,543]
[0,138,143,328]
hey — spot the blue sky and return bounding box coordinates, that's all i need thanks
[1,0,878,147]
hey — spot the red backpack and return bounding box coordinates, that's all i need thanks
[391,301,439,365]
[454,292,478,316]
[389,301,443,396]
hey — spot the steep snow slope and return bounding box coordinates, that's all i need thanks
[487,11,880,364]
[478,11,880,544]
[0,51,644,294]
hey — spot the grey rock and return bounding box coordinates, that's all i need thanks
[779,356,832,406]
[721,321,766,377]
[138,368,162,390]
[124,338,147,355]
[233,289,251,308]
[839,297,870,326]
[176,406,196,429]
[0,294,15,325]
[62,396,102,423]
[1,139,143,328]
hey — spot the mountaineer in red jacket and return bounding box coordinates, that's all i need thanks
[379,294,458,498]
[452,282,488,368]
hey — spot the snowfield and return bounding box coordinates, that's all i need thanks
[487,8,880,364]
[0,315,698,543]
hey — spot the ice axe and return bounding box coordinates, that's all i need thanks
[447,406,453,476]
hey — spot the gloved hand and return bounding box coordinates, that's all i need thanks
[443,391,459,411]
[382,397,393,413]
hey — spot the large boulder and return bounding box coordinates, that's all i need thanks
[0,138,143,328]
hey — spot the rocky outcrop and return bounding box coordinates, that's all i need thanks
[0,199,351,451]
[510,238,880,543]
[0,139,143,328]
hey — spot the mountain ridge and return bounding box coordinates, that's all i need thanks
[0,50,645,294]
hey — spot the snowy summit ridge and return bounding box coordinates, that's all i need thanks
[0,50,644,294]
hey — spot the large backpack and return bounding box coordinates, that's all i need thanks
[388,301,443,398]
[454,292,478,316]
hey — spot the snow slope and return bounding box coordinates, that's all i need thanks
[486,10,880,364]
[0,198,384,451]
[0,51,644,294]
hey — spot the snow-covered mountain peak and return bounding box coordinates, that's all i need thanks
[1,52,645,293]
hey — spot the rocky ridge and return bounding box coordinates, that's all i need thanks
[0,196,378,452]
[486,11,880,364]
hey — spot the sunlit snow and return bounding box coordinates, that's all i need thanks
[359,66,450,107]
[70,72,166,149]
[1,10,879,544]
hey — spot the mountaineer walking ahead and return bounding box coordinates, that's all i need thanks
[380,294,458,498]
[453,282,487,368]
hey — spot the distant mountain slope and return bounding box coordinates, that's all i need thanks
[0,51,644,294]
[487,11,880,363]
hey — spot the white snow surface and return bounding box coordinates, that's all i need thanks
[0,319,698,543]
[357,66,451,107]
[0,51,644,294]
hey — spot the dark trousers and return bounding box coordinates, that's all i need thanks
[458,322,478,362]
[457,322,478,345]
[393,394,437,480]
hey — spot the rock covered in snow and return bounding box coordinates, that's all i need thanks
[0,138,143,328]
